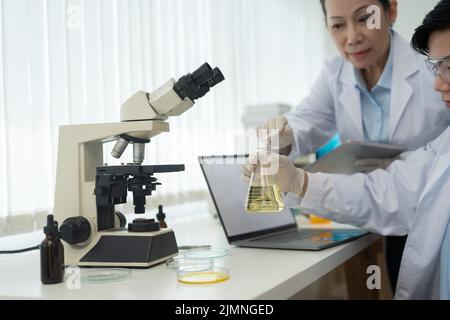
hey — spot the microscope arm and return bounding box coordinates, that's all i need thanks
[56,120,169,144]
[53,120,169,229]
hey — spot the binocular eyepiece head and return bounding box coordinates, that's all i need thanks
[174,62,225,102]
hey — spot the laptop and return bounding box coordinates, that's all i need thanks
[199,155,369,251]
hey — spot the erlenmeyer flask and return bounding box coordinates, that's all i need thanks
[245,162,285,214]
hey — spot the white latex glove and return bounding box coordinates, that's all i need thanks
[241,153,306,197]
[257,116,294,153]
[353,156,399,172]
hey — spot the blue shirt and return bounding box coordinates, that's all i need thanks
[353,42,394,143]
[441,220,450,299]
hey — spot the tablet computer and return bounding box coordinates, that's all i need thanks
[304,141,407,174]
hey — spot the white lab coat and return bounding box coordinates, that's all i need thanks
[285,30,450,157]
[297,127,450,299]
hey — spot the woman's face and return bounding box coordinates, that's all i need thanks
[324,0,397,69]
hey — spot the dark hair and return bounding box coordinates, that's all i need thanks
[319,0,391,17]
[411,0,450,55]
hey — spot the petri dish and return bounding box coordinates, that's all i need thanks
[166,258,213,272]
[177,267,230,285]
[80,268,131,284]
[183,247,229,260]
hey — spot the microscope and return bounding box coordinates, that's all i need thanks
[53,63,224,268]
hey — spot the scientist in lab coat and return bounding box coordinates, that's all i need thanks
[264,0,448,157]
[244,0,450,299]
[259,0,449,294]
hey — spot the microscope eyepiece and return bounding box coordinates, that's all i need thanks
[173,62,225,102]
[211,67,225,86]
[192,63,215,86]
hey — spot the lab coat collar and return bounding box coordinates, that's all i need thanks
[338,69,364,139]
[339,30,419,142]
[389,31,419,140]
[377,45,394,90]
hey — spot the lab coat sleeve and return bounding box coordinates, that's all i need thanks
[285,60,338,160]
[299,140,440,235]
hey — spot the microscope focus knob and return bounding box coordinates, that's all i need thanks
[60,217,91,244]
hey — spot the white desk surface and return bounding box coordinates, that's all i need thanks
[0,210,378,300]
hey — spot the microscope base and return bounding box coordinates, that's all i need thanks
[74,229,178,268]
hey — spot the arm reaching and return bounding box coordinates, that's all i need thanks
[299,140,440,235]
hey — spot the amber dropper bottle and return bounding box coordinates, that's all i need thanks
[40,215,65,284]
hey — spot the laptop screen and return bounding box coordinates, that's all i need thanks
[199,155,296,240]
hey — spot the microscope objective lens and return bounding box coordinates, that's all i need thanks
[111,137,130,159]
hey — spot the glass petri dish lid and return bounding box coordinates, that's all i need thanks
[183,247,229,260]
[166,258,213,272]
[80,268,131,284]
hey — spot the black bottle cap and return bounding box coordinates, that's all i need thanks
[156,205,166,220]
[44,215,59,237]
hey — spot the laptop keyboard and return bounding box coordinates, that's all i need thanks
[251,230,327,244]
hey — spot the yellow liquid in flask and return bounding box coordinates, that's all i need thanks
[245,184,285,214]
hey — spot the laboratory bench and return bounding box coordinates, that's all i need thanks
[0,205,391,300]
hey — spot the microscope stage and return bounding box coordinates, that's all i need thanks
[97,164,185,175]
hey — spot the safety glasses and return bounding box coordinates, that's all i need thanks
[426,55,450,83]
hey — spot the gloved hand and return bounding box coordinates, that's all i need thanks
[257,116,294,154]
[241,153,307,197]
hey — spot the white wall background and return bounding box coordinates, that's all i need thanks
[396,0,440,40]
